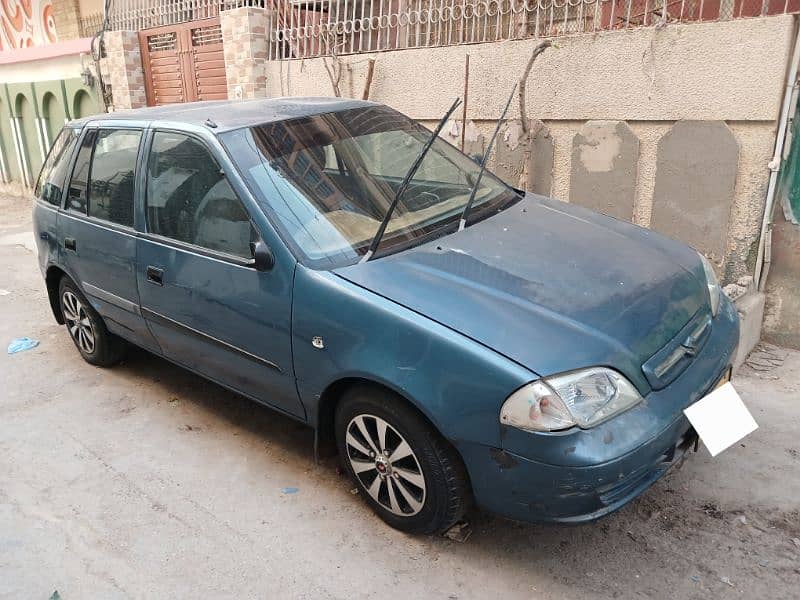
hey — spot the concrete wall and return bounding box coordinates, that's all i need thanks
[265,16,794,285]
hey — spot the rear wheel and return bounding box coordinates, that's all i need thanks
[335,385,470,534]
[59,277,125,367]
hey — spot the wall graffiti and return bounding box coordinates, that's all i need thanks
[1,0,58,50]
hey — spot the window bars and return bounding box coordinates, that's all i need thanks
[106,0,800,59]
[265,0,800,59]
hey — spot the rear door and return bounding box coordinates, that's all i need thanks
[136,129,303,418]
[59,125,159,352]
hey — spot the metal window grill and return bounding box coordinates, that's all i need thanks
[192,23,224,45]
[264,0,800,59]
[107,0,800,59]
[147,31,178,52]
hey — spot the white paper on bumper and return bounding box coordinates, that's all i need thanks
[683,382,758,457]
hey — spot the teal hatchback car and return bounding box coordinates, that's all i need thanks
[33,98,738,534]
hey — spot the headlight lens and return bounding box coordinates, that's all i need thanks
[500,368,643,432]
[699,253,721,317]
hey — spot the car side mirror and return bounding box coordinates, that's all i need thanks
[250,240,275,272]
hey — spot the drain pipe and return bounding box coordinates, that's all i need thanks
[755,15,800,291]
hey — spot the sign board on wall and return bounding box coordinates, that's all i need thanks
[1,0,58,50]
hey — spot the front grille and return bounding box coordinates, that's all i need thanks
[642,310,712,390]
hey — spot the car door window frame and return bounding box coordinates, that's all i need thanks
[34,126,81,209]
[141,127,261,268]
[61,124,145,234]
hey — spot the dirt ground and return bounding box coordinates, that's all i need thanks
[1,194,799,599]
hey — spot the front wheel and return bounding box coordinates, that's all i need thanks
[335,385,470,534]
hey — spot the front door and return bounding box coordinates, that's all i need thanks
[59,125,159,352]
[139,18,228,106]
[136,130,303,418]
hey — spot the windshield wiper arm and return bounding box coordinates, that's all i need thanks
[458,84,517,232]
[360,97,462,262]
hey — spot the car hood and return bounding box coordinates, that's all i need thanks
[334,194,709,392]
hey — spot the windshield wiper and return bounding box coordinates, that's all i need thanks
[458,85,517,232]
[360,97,462,262]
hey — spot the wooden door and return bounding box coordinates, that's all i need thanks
[139,18,227,106]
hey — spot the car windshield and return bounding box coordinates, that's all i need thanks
[222,105,520,268]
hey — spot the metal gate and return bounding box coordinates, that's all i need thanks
[139,18,228,106]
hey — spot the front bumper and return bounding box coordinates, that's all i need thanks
[459,297,739,524]
[460,415,700,523]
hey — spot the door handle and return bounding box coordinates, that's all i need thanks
[146,266,164,286]
[64,237,76,251]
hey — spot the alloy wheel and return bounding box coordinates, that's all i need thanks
[62,290,95,354]
[345,414,427,516]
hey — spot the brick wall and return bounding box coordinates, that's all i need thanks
[220,7,270,100]
[100,31,147,111]
[51,0,82,41]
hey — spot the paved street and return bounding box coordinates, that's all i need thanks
[1,194,799,599]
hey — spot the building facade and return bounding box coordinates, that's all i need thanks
[0,0,104,195]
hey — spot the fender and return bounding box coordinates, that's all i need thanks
[291,266,535,449]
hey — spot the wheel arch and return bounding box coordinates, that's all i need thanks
[314,376,447,458]
[45,265,67,324]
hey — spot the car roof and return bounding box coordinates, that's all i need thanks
[71,97,379,133]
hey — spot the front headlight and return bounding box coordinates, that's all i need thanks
[699,253,721,317]
[500,368,643,432]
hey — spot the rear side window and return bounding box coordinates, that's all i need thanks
[35,128,79,206]
[88,129,142,227]
[146,131,255,259]
[66,130,96,214]
[65,128,141,227]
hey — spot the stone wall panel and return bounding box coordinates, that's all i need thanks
[569,121,639,221]
[651,120,739,264]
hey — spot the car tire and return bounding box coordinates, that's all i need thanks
[58,277,126,367]
[335,385,471,534]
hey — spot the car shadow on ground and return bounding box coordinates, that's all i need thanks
[113,345,797,600]
[117,344,317,461]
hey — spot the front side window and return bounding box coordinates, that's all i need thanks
[222,106,519,269]
[35,127,79,206]
[88,129,142,227]
[146,132,256,259]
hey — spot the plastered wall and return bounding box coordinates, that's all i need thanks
[264,16,795,284]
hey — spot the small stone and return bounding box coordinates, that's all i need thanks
[792,537,800,548]
[443,521,472,543]
[758,559,769,567]
[349,487,359,495]
[720,576,734,587]
[690,575,700,583]
[736,515,747,525]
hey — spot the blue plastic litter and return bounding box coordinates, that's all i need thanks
[280,487,299,494]
[7,337,39,354]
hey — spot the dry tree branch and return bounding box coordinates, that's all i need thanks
[519,41,553,134]
[362,58,376,101]
[322,33,344,97]
[322,56,342,97]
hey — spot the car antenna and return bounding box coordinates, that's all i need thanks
[457,84,517,232]
[360,97,462,263]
